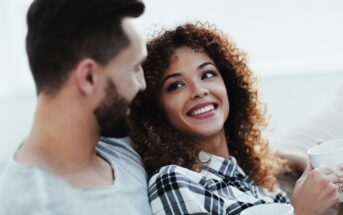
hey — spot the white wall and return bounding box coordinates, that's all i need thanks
[1,0,343,98]
[1,0,343,171]
[259,72,343,139]
[139,0,343,76]
[0,0,34,99]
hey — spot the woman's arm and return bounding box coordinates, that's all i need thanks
[276,148,307,174]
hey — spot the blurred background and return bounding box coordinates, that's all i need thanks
[1,0,343,172]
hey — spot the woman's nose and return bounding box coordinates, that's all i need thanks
[190,83,209,100]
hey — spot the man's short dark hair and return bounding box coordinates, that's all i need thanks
[26,0,145,95]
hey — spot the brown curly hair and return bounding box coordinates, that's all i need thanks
[129,22,285,191]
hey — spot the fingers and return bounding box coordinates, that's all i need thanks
[339,183,343,192]
[325,183,340,203]
[327,173,340,184]
[313,166,341,183]
[315,166,332,175]
[310,171,340,204]
[300,162,313,178]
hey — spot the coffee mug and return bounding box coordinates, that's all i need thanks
[240,203,294,215]
[308,138,343,201]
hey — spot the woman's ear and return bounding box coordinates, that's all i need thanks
[73,58,100,96]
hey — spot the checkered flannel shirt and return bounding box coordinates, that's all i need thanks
[148,152,289,215]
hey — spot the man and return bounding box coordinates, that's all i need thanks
[0,0,151,214]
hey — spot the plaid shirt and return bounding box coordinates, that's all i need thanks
[148,152,289,215]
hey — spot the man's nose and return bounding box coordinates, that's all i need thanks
[137,69,146,91]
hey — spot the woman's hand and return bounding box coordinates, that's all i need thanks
[291,163,341,215]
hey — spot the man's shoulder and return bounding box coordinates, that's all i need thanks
[98,137,134,151]
[0,164,96,214]
[0,166,36,213]
[0,161,71,194]
[0,163,79,214]
[97,137,141,161]
[97,137,147,178]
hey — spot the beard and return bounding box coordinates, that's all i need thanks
[94,80,131,138]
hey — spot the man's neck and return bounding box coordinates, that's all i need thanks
[16,96,113,188]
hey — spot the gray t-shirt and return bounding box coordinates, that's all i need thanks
[0,137,152,215]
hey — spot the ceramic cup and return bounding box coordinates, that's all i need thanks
[240,203,294,215]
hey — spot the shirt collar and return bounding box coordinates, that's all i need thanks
[198,151,246,178]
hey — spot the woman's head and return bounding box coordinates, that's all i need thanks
[159,46,230,141]
[129,23,284,190]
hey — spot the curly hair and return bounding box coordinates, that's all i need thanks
[129,22,285,191]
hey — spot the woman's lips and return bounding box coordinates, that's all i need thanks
[187,102,218,119]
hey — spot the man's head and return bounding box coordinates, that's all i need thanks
[26,0,147,137]
[26,0,144,95]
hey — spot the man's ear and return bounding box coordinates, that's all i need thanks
[73,58,101,96]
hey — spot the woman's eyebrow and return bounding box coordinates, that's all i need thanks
[197,62,215,70]
[162,73,182,85]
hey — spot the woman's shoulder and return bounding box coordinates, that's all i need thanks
[147,165,210,214]
[148,164,204,187]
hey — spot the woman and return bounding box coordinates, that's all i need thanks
[129,23,340,215]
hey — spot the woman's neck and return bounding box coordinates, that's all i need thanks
[194,129,229,159]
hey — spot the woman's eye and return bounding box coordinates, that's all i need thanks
[166,81,184,92]
[201,71,217,80]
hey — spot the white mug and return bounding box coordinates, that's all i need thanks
[240,203,294,215]
[308,138,343,201]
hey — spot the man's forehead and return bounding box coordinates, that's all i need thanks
[123,18,145,45]
[122,19,147,65]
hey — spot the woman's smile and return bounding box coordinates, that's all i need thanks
[186,102,218,120]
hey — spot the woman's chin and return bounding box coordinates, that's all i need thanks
[188,127,225,140]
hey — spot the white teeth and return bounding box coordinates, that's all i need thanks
[191,104,215,116]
